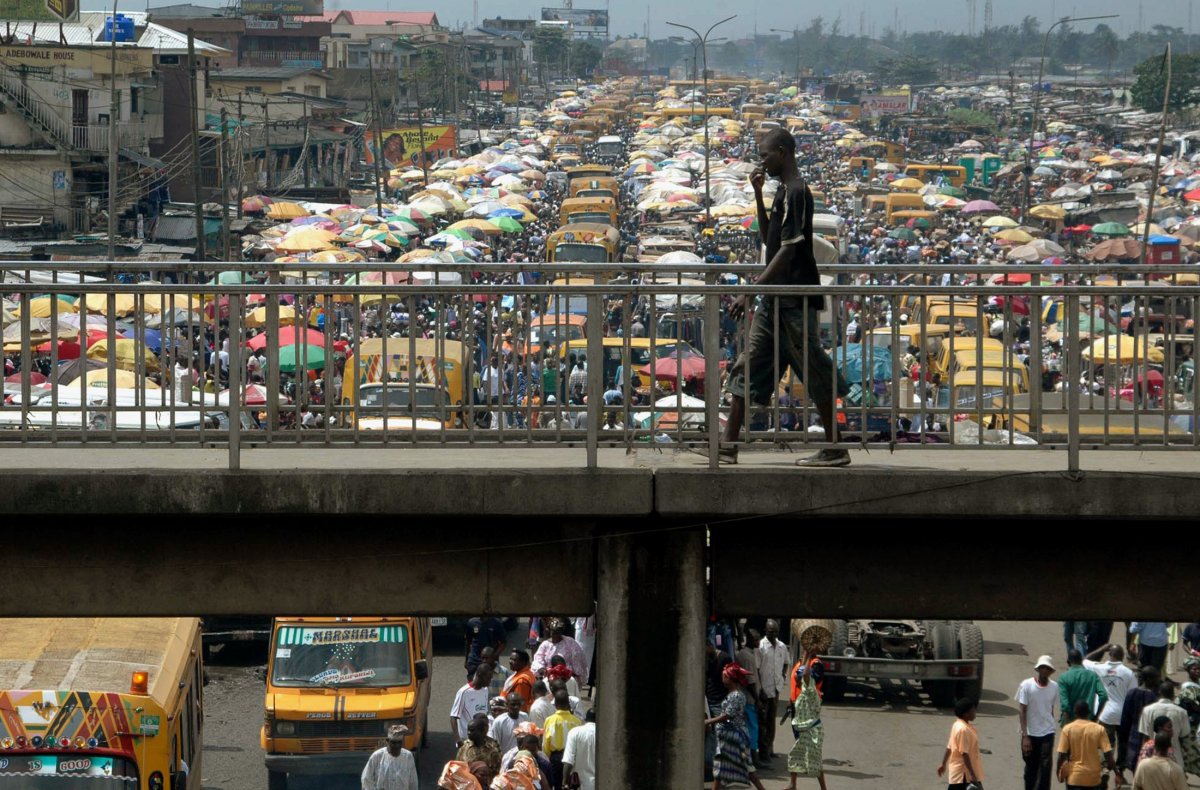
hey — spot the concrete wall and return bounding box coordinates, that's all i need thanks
[0,152,72,223]
[0,104,38,146]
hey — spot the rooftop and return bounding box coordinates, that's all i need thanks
[209,66,330,80]
[0,16,226,54]
[304,10,438,26]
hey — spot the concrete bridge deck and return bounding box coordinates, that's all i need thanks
[1,444,1195,518]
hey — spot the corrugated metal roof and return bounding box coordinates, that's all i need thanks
[0,18,226,53]
[210,66,327,80]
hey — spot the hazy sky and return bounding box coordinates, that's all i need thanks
[311,0,1198,39]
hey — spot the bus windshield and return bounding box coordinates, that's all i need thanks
[566,212,614,225]
[595,142,623,158]
[0,756,138,789]
[359,385,444,409]
[271,624,412,688]
[554,243,609,263]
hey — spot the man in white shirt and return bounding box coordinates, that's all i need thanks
[562,708,596,790]
[360,724,417,790]
[1016,654,1060,790]
[757,620,790,761]
[450,665,493,747]
[528,680,555,728]
[489,693,530,754]
[1085,643,1138,766]
[1139,682,1191,770]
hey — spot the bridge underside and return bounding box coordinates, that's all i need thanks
[6,447,1192,790]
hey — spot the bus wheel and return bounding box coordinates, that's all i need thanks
[267,770,287,790]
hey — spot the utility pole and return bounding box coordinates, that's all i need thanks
[367,55,385,215]
[187,30,205,261]
[412,76,429,185]
[302,100,311,188]
[263,101,272,191]
[107,0,118,260]
[220,106,231,260]
[235,95,244,219]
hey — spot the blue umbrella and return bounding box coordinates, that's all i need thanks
[142,328,163,354]
[834,344,894,383]
[488,207,526,219]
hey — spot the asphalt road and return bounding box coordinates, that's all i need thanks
[199,620,1199,790]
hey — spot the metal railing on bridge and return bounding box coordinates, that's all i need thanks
[1,261,1197,472]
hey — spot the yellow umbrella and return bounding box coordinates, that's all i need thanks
[1130,222,1166,236]
[890,177,925,190]
[81,368,160,389]
[83,293,139,317]
[711,203,753,218]
[994,228,1035,243]
[982,216,1019,229]
[500,193,534,207]
[275,228,338,253]
[310,249,365,264]
[1083,335,1165,364]
[265,201,309,220]
[448,219,501,236]
[85,338,161,372]
[244,305,298,328]
[1029,204,1066,221]
[17,295,78,318]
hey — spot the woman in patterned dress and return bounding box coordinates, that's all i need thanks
[706,663,768,790]
[788,646,829,790]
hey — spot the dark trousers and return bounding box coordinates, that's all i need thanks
[948,784,982,790]
[758,696,778,756]
[548,749,564,790]
[1066,785,1102,790]
[1139,643,1167,674]
[1024,733,1055,790]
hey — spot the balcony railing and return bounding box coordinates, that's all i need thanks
[239,50,325,68]
[70,122,148,154]
[1,261,1197,472]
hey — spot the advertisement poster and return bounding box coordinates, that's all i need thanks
[540,7,608,36]
[364,126,457,167]
[859,94,911,118]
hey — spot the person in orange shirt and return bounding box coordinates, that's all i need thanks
[938,698,985,790]
[502,649,537,712]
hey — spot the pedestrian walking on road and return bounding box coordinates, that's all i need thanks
[757,620,791,763]
[706,662,768,790]
[735,629,763,764]
[502,649,537,712]
[1130,623,1170,675]
[1085,644,1138,768]
[1122,667,1161,771]
[361,724,418,790]
[543,689,582,790]
[451,665,494,747]
[938,698,984,790]
[786,647,829,790]
[455,714,502,778]
[1060,649,1108,724]
[1138,683,1192,774]
[1133,732,1187,790]
[1017,655,1060,790]
[1056,700,1123,790]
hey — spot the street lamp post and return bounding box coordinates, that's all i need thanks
[770,27,801,88]
[1023,14,1117,222]
[667,15,736,228]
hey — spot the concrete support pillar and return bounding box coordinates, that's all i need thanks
[596,526,705,788]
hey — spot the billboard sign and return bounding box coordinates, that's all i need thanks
[364,126,457,167]
[859,94,910,117]
[240,0,323,16]
[43,0,76,22]
[540,7,608,36]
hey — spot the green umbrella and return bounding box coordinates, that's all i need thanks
[492,216,524,234]
[938,185,967,198]
[1092,222,1131,237]
[445,227,476,240]
[213,270,255,284]
[889,227,919,241]
[1075,310,1119,335]
[277,343,325,373]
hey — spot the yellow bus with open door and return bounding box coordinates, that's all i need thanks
[0,618,204,790]
[559,196,618,227]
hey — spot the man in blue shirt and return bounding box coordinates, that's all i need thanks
[1130,622,1170,674]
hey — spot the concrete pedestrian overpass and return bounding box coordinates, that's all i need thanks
[3,445,1195,788]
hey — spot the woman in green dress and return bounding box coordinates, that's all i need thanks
[788,646,829,790]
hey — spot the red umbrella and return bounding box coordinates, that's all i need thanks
[639,355,707,381]
[1065,224,1092,233]
[5,372,47,385]
[1185,189,1200,202]
[246,325,326,351]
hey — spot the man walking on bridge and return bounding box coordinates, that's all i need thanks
[705,127,850,467]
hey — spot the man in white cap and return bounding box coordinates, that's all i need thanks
[360,724,417,790]
[1017,655,1060,790]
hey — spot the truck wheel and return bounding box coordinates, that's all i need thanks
[928,623,958,708]
[823,621,849,703]
[267,771,287,790]
[957,623,985,703]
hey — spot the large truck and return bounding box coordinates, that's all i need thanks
[791,619,984,708]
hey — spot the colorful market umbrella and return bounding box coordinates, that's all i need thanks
[1092,222,1132,237]
[888,227,919,242]
[1029,204,1067,220]
[740,216,759,232]
[277,343,325,373]
[962,199,1001,214]
[994,229,1035,244]
[448,219,502,236]
[982,216,1019,229]
[491,216,524,233]
[275,228,338,253]
[246,325,325,352]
